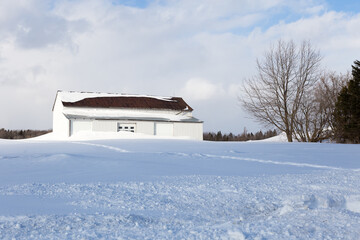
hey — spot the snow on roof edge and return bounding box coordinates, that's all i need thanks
[57,90,177,103]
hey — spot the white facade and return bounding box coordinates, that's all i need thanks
[52,91,203,140]
[52,94,71,138]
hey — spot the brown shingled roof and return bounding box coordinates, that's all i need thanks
[62,96,193,111]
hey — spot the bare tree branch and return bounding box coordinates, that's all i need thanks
[293,71,349,142]
[240,39,322,142]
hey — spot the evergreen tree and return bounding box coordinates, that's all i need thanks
[215,131,222,141]
[334,60,360,143]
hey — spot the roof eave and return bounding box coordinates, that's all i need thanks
[62,104,193,112]
[63,114,201,123]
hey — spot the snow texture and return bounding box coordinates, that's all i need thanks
[0,137,360,239]
[62,107,196,122]
[57,90,175,103]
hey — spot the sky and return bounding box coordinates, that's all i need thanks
[0,0,359,133]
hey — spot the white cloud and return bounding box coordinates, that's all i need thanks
[180,78,224,101]
[253,11,360,72]
[0,0,89,50]
[227,83,243,97]
[0,0,359,133]
[304,5,325,15]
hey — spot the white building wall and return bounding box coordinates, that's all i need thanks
[53,93,203,140]
[69,119,203,140]
[92,120,117,132]
[71,119,92,135]
[136,121,155,135]
[52,98,70,137]
[155,123,174,137]
[91,120,155,135]
[174,122,203,140]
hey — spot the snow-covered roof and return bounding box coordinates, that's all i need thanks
[62,107,201,123]
[54,91,193,111]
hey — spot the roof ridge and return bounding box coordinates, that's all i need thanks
[57,90,181,99]
[61,95,193,111]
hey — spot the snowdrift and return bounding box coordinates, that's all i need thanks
[0,138,359,239]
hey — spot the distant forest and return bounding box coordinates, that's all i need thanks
[203,129,277,141]
[0,129,51,139]
[0,128,278,141]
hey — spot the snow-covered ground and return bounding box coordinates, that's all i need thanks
[0,135,360,239]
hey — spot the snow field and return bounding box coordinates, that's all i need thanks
[0,139,360,239]
[1,173,360,239]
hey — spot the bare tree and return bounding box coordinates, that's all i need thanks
[293,71,349,142]
[240,40,322,142]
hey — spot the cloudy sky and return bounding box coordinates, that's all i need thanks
[0,0,359,133]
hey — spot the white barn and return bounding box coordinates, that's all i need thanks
[52,91,203,140]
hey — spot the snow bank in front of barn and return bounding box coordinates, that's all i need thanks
[1,139,360,239]
[31,131,191,141]
[33,130,286,142]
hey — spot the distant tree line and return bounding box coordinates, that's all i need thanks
[203,129,277,141]
[0,129,51,139]
[0,128,277,141]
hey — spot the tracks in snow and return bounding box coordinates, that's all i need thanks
[71,142,129,153]
[203,154,357,171]
[71,141,360,172]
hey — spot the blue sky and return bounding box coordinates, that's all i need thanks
[109,0,360,29]
[116,0,360,12]
[112,0,150,8]
[326,0,360,13]
[0,0,359,133]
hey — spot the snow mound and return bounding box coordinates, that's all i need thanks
[30,131,191,141]
[1,138,360,239]
[256,132,289,142]
[346,195,360,213]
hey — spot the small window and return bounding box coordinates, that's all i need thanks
[117,123,136,133]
